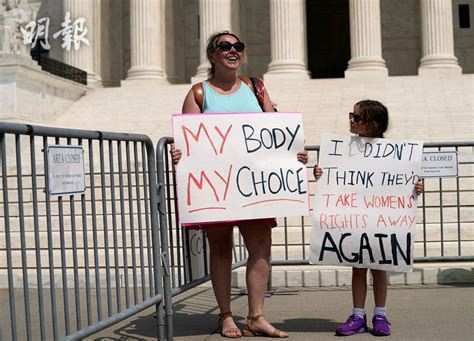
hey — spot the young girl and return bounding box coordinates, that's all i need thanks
[313,100,423,336]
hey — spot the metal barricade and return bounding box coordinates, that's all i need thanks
[156,137,248,340]
[0,123,163,340]
[155,137,474,338]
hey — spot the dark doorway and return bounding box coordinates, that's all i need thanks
[306,0,350,78]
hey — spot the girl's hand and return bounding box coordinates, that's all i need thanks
[313,164,323,181]
[297,150,308,164]
[415,179,423,196]
[170,144,182,165]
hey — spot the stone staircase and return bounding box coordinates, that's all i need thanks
[53,74,474,145]
[1,74,473,288]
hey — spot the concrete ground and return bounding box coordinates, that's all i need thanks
[91,284,474,341]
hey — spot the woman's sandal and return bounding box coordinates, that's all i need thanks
[242,314,288,338]
[219,311,242,338]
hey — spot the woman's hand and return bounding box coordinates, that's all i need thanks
[313,164,323,181]
[170,143,182,165]
[270,100,278,112]
[297,150,308,164]
[415,179,423,196]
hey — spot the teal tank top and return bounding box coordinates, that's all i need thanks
[202,80,262,113]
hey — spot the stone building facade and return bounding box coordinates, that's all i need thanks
[0,0,473,144]
[6,0,471,86]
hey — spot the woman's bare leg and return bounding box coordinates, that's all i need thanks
[239,222,287,337]
[205,227,240,337]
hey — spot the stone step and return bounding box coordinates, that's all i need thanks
[1,222,472,252]
[1,201,473,231]
[0,200,150,223]
[0,229,154,250]
[3,186,472,210]
[269,223,474,244]
[0,268,153,289]
[4,195,472,225]
[1,248,153,269]
[1,263,473,289]
[53,76,474,145]
[267,242,474,261]
[1,171,149,192]
[1,239,472,270]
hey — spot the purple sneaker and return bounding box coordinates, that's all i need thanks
[371,315,391,336]
[336,314,368,336]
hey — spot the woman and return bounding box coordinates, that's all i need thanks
[313,100,423,337]
[171,31,308,338]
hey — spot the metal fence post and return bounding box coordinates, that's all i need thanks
[144,138,166,341]
[156,137,175,340]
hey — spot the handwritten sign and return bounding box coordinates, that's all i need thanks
[172,112,309,224]
[47,145,85,196]
[421,151,458,178]
[309,134,423,272]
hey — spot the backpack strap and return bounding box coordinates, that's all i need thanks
[250,77,267,111]
[241,76,268,111]
[192,82,204,112]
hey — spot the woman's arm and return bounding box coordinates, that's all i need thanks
[181,88,201,114]
[172,88,201,164]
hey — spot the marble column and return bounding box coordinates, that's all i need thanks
[345,0,388,78]
[62,0,98,86]
[265,0,310,79]
[419,0,461,75]
[192,0,236,82]
[125,0,167,82]
[93,0,103,86]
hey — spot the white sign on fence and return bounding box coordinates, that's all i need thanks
[172,112,309,224]
[47,145,85,196]
[309,134,423,273]
[421,151,458,178]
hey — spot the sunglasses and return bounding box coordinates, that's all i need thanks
[349,112,363,123]
[216,41,245,52]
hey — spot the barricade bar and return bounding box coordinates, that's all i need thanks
[0,122,152,143]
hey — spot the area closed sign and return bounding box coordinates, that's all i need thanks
[47,145,85,196]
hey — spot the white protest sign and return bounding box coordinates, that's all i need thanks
[421,151,458,178]
[47,145,85,196]
[309,134,423,273]
[172,112,309,224]
[183,229,209,280]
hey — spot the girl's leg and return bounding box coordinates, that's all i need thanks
[371,269,388,308]
[205,227,240,337]
[239,221,287,337]
[370,270,390,336]
[352,267,369,308]
[335,267,369,335]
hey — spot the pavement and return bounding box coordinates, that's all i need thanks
[90,284,474,341]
